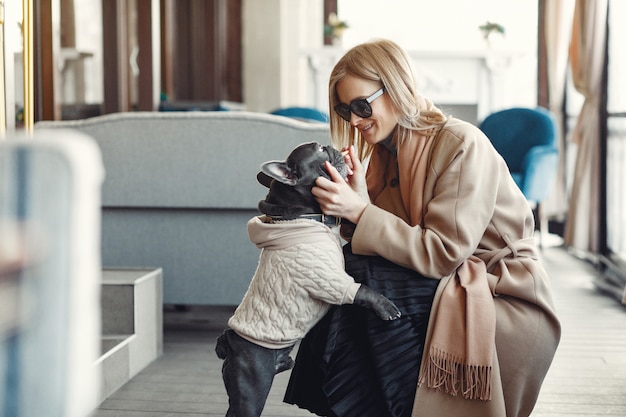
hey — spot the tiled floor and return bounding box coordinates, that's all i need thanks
[90,240,626,417]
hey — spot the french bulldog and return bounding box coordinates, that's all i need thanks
[256,140,348,221]
[215,141,401,417]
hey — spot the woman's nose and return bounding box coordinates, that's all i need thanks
[350,113,362,126]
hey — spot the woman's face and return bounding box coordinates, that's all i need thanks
[335,75,397,145]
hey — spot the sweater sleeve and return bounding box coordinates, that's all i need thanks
[352,127,505,278]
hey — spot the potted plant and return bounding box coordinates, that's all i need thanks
[479,21,505,47]
[324,13,349,45]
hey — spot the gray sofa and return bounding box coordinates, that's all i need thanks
[36,111,332,305]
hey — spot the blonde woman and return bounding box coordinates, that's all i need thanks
[284,39,561,417]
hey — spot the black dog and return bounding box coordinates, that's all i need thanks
[256,140,348,221]
[215,142,401,417]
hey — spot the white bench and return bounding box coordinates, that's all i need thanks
[96,268,163,405]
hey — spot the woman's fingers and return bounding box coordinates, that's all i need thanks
[341,145,361,174]
[347,145,363,172]
[313,166,344,212]
[313,162,367,223]
[312,176,335,197]
[313,174,343,208]
[341,146,368,201]
[341,147,354,172]
[325,161,347,184]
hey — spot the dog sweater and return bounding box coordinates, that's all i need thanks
[228,215,360,349]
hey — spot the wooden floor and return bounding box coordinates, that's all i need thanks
[90,240,626,417]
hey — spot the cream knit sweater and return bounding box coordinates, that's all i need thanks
[228,216,361,349]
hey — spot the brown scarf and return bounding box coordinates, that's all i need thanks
[420,257,495,400]
[367,101,496,400]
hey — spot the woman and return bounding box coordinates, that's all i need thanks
[284,39,561,417]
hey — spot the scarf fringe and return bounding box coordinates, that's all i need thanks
[420,346,492,401]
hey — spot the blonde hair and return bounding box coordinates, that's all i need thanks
[328,39,448,160]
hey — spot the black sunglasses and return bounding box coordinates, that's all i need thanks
[334,87,385,122]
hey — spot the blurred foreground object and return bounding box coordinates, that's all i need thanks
[0,130,104,417]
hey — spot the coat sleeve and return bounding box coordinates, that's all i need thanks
[352,127,505,278]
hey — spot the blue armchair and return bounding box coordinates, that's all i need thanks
[270,106,329,123]
[479,107,559,245]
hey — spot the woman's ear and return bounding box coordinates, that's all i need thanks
[260,161,298,186]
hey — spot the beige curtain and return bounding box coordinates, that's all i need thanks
[564,0,608,252]
[543,0,576,220]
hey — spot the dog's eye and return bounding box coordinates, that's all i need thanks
[289,163,305,179]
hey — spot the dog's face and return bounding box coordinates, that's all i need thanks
[260,142,348,187]
[257,142,348,217]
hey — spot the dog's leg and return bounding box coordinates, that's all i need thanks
[275,344,295,374]
[354,285,402,320]
[219,330,275,417]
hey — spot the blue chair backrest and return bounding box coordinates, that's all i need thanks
[270,107,329,123]
[479,107,556,173]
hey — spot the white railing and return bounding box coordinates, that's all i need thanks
[607,115,626,260]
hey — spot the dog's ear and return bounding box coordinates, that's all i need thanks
[256,171,273,188]
[260,161,297,186]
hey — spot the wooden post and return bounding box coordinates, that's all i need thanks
[0,0,6,138]
[22,0,34,133]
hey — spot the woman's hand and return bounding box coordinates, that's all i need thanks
[313,146,369,224]
[346,146,371,201]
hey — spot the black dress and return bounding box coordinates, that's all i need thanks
[284,243,439,417]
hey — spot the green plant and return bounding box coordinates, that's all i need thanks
[479,21,505,39]
[324,13,349,40]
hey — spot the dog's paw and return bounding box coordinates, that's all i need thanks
[275,355,295,374]
[354,285,402,321]
[376,298,402,321]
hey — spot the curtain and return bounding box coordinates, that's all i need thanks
[543,0,575,220]
[564,0,608,252]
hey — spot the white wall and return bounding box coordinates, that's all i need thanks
[3,0,24,131]
[73,0,103,104]
[242,0,539,116]
[336,0,539,115]
[338,0,537,53]
[242,0,323,113]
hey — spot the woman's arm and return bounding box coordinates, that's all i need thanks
[353,130,503,278]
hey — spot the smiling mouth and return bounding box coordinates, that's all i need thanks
[360,122,374,133]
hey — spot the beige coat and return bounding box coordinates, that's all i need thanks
[350,118,561,417]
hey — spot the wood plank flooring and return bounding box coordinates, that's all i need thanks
[90,242,626,417]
